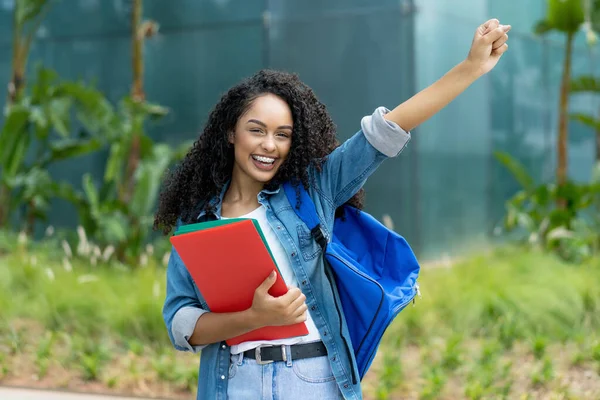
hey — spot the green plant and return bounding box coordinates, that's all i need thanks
[62,0,190,263]
[0,0,53,226]
[419,365,446,400]
[441,334,463,371]
[0,67,112,233]
[592,340,600,362]
[532,336,548,360]
[569,0,600,164]
[71,337,111,381]
[35,330,55,378]
[72,126,189,263]
[531,357,554,387]
[375,351,403,400]
[0,351,9,378]
[535,0,585,191]
[494,152,600,262]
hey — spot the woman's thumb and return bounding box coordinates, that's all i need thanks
[258,270,277,292]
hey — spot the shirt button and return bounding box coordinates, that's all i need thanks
[344,384,349,389]
[221,375,225,380]
[323,331,327,336]
[311,306,316,311]
[302,280,307,285]
[277,226,281,230]
[291,252,296,257]
[222,345,226,349]
[331,356,336,361]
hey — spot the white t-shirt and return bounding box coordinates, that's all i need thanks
[221,205,322,354]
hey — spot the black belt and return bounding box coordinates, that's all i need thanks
[243,341,327,364]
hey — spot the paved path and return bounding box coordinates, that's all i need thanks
[0,387,154,400]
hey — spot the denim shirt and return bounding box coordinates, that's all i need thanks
[162,107,410,400]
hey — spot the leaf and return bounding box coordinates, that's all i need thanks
[104,142,126,184]
[82,174,99,214]
[47,97,72,137]
[15,0,49,26]
[139,135,155,159]
[0,105,30,165]
[29,106,50,137]
[534,19,554,35]
[48,138,102,162]
[546,226,575,241]
[98,213,130,244]
[174,140,193,161]
[54,182,83,205]
[547,0,585,33]
[59,81,115,134]
[592,161,600,184]
[570,75,600,93]
[130,145,173,217]
[4,128,31,178]
[570,113,600,131]
[532,184,552,207]
[9,167,53,200]
[493,151,535,191]
[142,102,169,120]
[31,66,58,102]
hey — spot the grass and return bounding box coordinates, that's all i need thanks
[0,231,599,399]
[367,247,600,399]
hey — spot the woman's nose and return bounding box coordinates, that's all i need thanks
[261,136,276,152]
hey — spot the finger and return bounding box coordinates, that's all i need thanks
[280,287,303,305]
[484,27,507,44]
[257,270,277,294]
[293,303,308,318]
[480,18,499,35]
[492,34,508,50]
[492,43,509,56]
[288,292,307,311]
[294,310,308,324]
[502,24,512,33]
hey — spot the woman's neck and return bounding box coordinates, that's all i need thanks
[221,173,264,217]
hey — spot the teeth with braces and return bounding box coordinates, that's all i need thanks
[253,155,275,163]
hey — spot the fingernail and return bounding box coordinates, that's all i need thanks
[270,270,276,278]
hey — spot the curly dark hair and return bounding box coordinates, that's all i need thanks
[154,69,364,234]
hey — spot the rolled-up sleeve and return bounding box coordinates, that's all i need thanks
[163,246,208,353]
[171,306,208,353]
[313,107,411,208]
[360,106,411,157]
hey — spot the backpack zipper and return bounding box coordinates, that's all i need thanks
[324,260,359,385]
[327,252,385,359]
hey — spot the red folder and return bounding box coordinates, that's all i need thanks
[170,219,308,345]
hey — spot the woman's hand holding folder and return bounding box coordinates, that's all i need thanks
[188,271,308,347]
[249,271,308,327]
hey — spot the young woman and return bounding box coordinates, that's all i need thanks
[154,18,510,400]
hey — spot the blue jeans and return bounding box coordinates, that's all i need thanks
[227,345,345,399]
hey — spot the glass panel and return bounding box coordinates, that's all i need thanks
[268,1,418,245]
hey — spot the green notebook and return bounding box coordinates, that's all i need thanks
[174,218,281,276]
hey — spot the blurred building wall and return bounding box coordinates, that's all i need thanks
[0,0,597,260]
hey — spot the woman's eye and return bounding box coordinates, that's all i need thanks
[250,129,262,133]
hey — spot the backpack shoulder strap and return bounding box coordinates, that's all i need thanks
[282,182,327,249]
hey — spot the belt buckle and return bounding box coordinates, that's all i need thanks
[255,345,287,365]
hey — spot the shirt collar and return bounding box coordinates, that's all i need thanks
[196,181,281,220]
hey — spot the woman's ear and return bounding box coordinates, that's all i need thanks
[228,131,235,145]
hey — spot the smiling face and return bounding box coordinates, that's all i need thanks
[229,93,293,186]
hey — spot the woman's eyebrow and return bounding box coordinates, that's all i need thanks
[247,119,292,130]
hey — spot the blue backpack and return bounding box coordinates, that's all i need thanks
[283,182,421,381]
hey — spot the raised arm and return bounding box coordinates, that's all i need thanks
[384,18,511,132]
